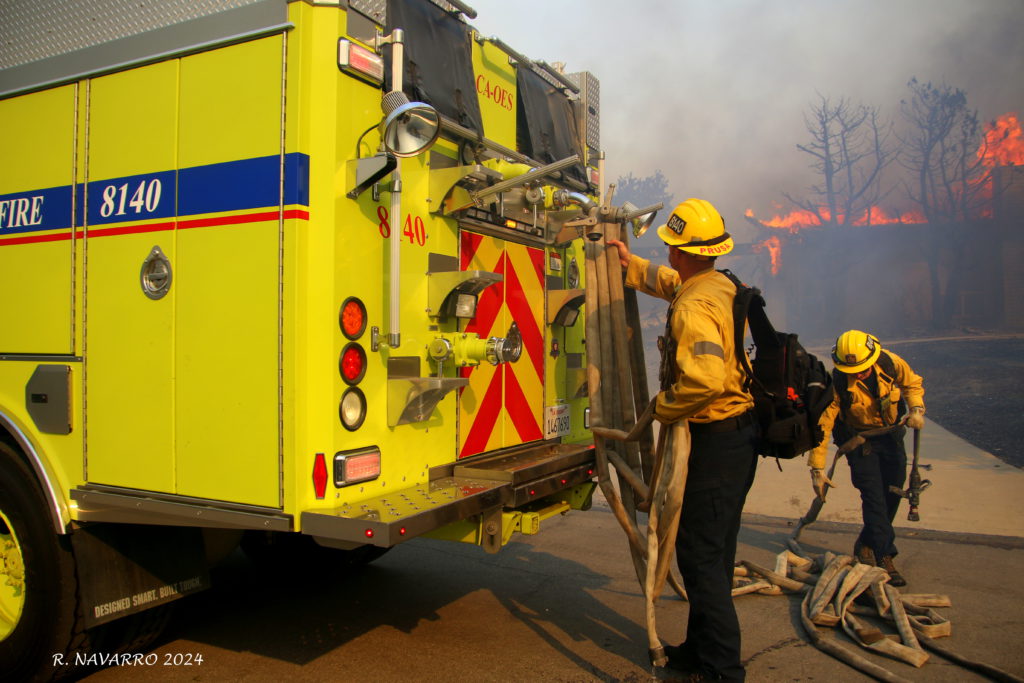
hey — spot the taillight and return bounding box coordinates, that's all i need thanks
[340,297,367,340]
[339,387,367,431]
[340,343,367,385]
[338,296,368,430]
[337,39,384,84]
[334,447,381,487]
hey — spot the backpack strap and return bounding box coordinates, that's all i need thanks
[718,269,754,391]
[718,269,779,394]
[833,349,905,421]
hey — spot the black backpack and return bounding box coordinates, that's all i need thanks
[720,270,834,459]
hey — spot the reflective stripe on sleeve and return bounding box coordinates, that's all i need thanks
[645,264,660,292]
[693,341,724,358]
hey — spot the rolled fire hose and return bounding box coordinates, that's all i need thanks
[585,215,688,667]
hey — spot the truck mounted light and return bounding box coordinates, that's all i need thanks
[621,201,660,238]
[334,447,381,487]
[340,343,367,385]
[381,90,440,158]
[339,388,367,431]
[340,297,367,340]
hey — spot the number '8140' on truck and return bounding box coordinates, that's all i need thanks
[0,0,644,678]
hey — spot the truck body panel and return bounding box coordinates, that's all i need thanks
[0,4,617,672]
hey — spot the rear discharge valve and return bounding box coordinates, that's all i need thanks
[428,323,522,375]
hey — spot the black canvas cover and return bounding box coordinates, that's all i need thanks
[516,66,587,185]
[385,0,482,135]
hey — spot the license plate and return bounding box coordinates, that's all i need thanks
[544,404,571,438]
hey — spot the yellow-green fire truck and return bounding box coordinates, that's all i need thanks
[0,0,626,678]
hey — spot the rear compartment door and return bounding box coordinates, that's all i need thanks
[458,232,545,458]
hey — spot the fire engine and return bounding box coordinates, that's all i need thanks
[0,0,653,678]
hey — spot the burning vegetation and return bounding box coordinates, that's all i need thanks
[747,111,1023,278]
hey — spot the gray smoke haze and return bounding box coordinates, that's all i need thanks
[468,0,1024,243]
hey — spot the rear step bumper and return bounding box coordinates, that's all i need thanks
[301,441,595,547]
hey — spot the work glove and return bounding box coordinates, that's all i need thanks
[906,406,925,430]
[810,467,834,502]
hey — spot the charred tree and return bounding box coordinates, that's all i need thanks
[899,78,995,329]
[784,93,896,227]
[781,93,897,338]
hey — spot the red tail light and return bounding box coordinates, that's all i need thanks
[340,343,367,385]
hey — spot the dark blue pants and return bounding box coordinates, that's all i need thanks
[674,422,758,682]
[847,432,907,558]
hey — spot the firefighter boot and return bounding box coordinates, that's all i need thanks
[663,642,698,673]
[854,543,876,567]
[880,555,907,587]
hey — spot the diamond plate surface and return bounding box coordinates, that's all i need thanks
[568,70,600,154]
[348,0,386,24]
[347,0,466,28]
[0,0,264,69]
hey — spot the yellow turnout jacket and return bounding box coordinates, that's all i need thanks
[809,350,925,469]
[624,256,754,425]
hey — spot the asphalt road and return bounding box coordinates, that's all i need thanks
[891,336,1024,467]
[78,495,1024,683]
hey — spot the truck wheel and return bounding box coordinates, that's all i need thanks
[0,443,83,681]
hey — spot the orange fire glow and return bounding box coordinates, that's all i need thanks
[744,206,924,277]
[979,112,1024,167]
[746,206,924,232]
[748,207,823,232]
[752,235,782,275]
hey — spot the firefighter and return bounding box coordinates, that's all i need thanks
[809,330,926,586]
[608,198,757,682]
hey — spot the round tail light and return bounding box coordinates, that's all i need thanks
[340,297,367,340]
[340,343,367,385]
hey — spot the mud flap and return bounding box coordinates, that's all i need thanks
[70,523,210,628]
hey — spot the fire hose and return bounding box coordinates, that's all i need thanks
[581,196,688,668]
[776,426,1023,680]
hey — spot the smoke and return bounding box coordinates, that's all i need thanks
[467,0,1024,239]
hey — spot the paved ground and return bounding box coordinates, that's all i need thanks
[746,418,1024,538]
[889,336,1024,467]
[79,414,1024,682]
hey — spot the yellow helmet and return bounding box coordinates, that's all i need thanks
[655,198,733,257]
[831,330,881,374]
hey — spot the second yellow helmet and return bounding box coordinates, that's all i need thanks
[831,330,881,374]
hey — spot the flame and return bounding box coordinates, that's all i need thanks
[855,206,926,225]
[979,112,1024,167]
[756,208,823,232]
[752,235,782,275]
[747,206,924,231]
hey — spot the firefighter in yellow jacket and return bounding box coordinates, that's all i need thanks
[810,330,925,586]
[609,198,756,682]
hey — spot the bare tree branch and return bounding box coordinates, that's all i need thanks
[791,92,896,226]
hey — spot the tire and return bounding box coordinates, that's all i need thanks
[0,443,83,682]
